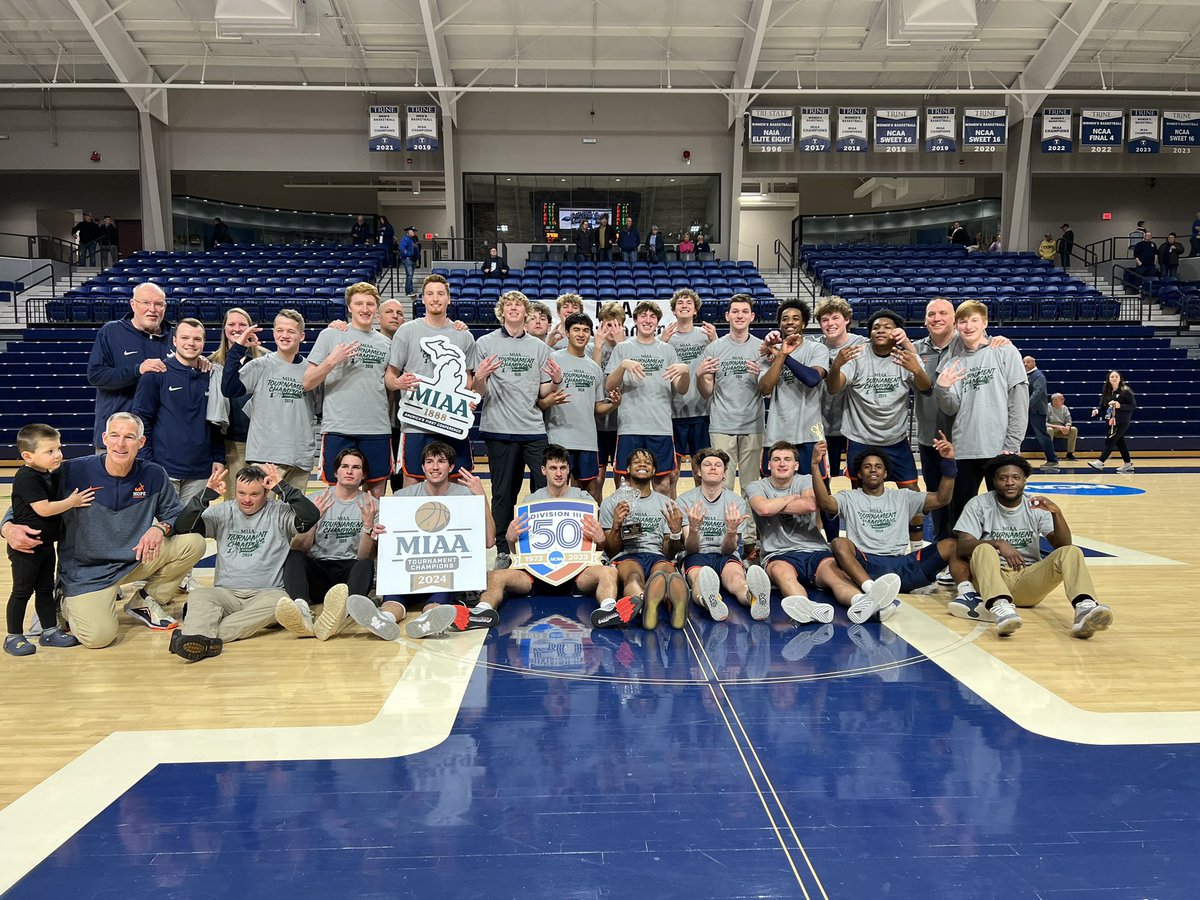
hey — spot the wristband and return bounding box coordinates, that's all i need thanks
[152,522,170,537]
[362,526,374,535]
[668,531,683,541]
[939,458,958,478]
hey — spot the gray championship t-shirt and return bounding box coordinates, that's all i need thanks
[606,339,681,438]
[599,488,676,556]
[839,350,917,445]
[546,349,605,451]
[309,490,366,561]
[308,325,392,435]
[471,329,552,436]
[669,326,712,419]
[396,482,473,498]
[954,492,1053,567]
[701,334,765,436]
[762,340,830,444]
[590,340,620,434]
[744,474,827,559]
[676,486,747,556]
[820,332,868,438]
[526,486,594,503]
[389,320,477,436]
[238,352,318,470]
[935,342,1028,458]
[203,499,300,590]
[835,488,928,556]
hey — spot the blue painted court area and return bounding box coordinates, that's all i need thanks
[5,596,1199,900]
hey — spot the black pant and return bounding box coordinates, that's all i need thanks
[282,551,374,604]
[919,443,953,542]
[485,437,548,553]
[948,457,990,540]
[7,545,57,634]
[1099,419,1133,464]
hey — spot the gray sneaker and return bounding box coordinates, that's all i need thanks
[404,605,459,640]
[695,567,728,622]
[745,565,772,621]
[1036,465,1061,475]
[348,594,401,641]
[990,598,1023,636]
[1071,599,1114,639]
[781,595,835,625]
[493,552,512,570]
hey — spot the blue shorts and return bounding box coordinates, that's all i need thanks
[673,416,711,459]
[614,434,677,476]
[855,545,948,593]
[845,438,919,486]
[613,551,670,580]
[565,449,600,482]
[766,549,833,588]
[761,441,819,477]
[597,431,618,468]
[683,552,741,575]
[399,431,473,480]
[321,433,392,485]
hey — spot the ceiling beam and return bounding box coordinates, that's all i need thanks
[729,0,773,126]
[64,0,167,123]
[1011,0,1112,116]
[417,0,458,125]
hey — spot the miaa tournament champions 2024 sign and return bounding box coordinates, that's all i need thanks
[377,495,488,594]
[512,498,603,586]
[397,336,481,440]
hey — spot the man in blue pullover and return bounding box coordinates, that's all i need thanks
[86,282,174,449]
[399,225,420,295]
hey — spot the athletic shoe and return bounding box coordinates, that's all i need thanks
[275,597,315,637]
[347,593,401,641]
[1087,460,1104,470]
[493,552,512,570]
[667,572,690,629]
[1117,463,1135,474]
[990,598,1023,636]
[590,595,644,628]
[1036,465,1061,475]
[1065,453,1077,461]
[935,569,956,588]
[1071,599,1114,639]
[948,591,992,622]
[4,634,35,657]
[314,585,349,641]
[876,598,902,623]
[450,605,499,632]
[38,627,79,648]
[847,573,901,625]
[781,594,835,625]
[781,623,834,661]
[745,565,771,621]
[168,630,222,662]
[124,596,178,631]
[695,567,728,622]
[404,605,459,640]
[643,571,668,630]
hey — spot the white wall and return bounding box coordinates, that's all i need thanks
[0,173,140,240]
[739,205,796,266]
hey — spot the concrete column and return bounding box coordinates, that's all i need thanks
[138,110,171,251]
[728,115,745,260]
[1000,108,1033,254]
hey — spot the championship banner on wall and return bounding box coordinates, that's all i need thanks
[798,107,831,152]
[1163,111,1200,149]
[836,107,868,152]
[368,106,401,152]
[748,108,795,153]
[963,108,1007,150]
[1080,109,1124,151]
[1127,109,1161,154]
[377,495,487,594]
[511,498,603,585]
[873,109,919,152]
[405,105,439,151]
[924,108,956,152]
[396,336,480,440]
[1041,108,1073,153]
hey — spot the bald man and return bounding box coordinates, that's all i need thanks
[1023,356,1059,473]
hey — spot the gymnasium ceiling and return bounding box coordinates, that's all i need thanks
[2,0,1200,115]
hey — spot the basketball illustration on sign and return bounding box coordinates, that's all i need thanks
[415,501,451,532]
[397,336,481,440]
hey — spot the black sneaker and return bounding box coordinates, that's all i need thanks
[590,594,644,628]
[450,605,499,631]
[169,630,222,662]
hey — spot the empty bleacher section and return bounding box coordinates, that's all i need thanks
[802,244,1118,324]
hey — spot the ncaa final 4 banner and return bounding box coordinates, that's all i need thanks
[798,107,831,152]
[836,107,868,152]
[924,108,956,152]
[368,106,401,152]
[1127,109,1161,154]
[1163,111,1200,152]
[963,108,1007,151]
[1042,108,1072,153]
[873,109,918,152]
[1080,109,1123,153]
[748,108,795,153]
[405,105,439,152]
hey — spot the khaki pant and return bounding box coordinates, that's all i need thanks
[248,461,312,493]
[710,431,763,545]
[183,586,289,642]
[1047,425,1078,455]
[970,543,1097,608]
[63,533,206,649]
[223,440,248,500]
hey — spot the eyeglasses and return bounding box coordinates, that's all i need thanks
[134,300,166,309]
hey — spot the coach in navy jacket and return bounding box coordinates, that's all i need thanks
[86,282,173,448]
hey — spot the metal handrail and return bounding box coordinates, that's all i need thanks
[773,238,793,274]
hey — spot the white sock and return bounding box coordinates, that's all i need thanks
[600,598,616,610]
[851,592,866,605]
[473,600,493,612]
[862,579,875,592]
[957,581,975,596]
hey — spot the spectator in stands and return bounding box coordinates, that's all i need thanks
[377,215,396,264]
[71,213,101,266]
[481,246,509,278]
[210,217,233,248]
[677,234,695,255]
[1022,356,1060,474]
[596,214,614,261]
[647,225,667,263]
[617,216,641,263]
[208,308,264,500]
[221,308,317,493]
[350,214,372,246]
[169,463,320,661]
[988,234,1003,253]
[1160,232,1183,278]
[1191,212,1200,258]
[694,233,712,256]
[97,215,119,268]
[1,412,207,648]
[1037,233,1057,261]
[1058,224,1075,268]
[471,290,557,569]
[398,225,420,295]
[1048,393,1078,460]
[1128,220,1147,251]
[593,301,626,490]
[1132,231,1159,278]
[1089,370,1137,473]
[86,281,172,449]
[948,221,972,247]
[664,288,717,497]
[305,282,393,498]
[969,232,985,252]
[575,219,597,262]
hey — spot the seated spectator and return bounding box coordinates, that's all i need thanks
[988,234,1003,253]
[694,234,712,255]
[677,235,695,255]
[1037,234,1057,261]
[1047,393,1078,460]
[481,246,509,278]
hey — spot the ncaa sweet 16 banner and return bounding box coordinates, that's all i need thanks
[873,108,919,152]
[1163,111,1200,149]
[512,499,603,586]
[377,495,488,593]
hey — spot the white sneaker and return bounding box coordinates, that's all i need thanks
[123,596,177,631]
[1117,463,1135,474]
[847,574,901,625]
[404,605,459,640]
[781,595,835,625]
[695,567,728,622]
[745,565,772,621]
[990,598,1023,636]
[275,597,315,637]
[935,569,956,588]
[1071,599,1114,639]
[1087,460,1104,470]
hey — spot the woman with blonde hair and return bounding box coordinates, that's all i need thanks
[208,307,267,498]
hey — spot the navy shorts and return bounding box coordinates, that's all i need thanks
[399,431,473,480]
[597,431,618,468]
[566,449,600,482]
[856,546,947,593]
[320,433,392,485]
[614,434,677,476]
[845,438,919,486]
[673,416,711,459]
[613,552,671,580]
[766,549,833,588]
[683,552,742,575]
